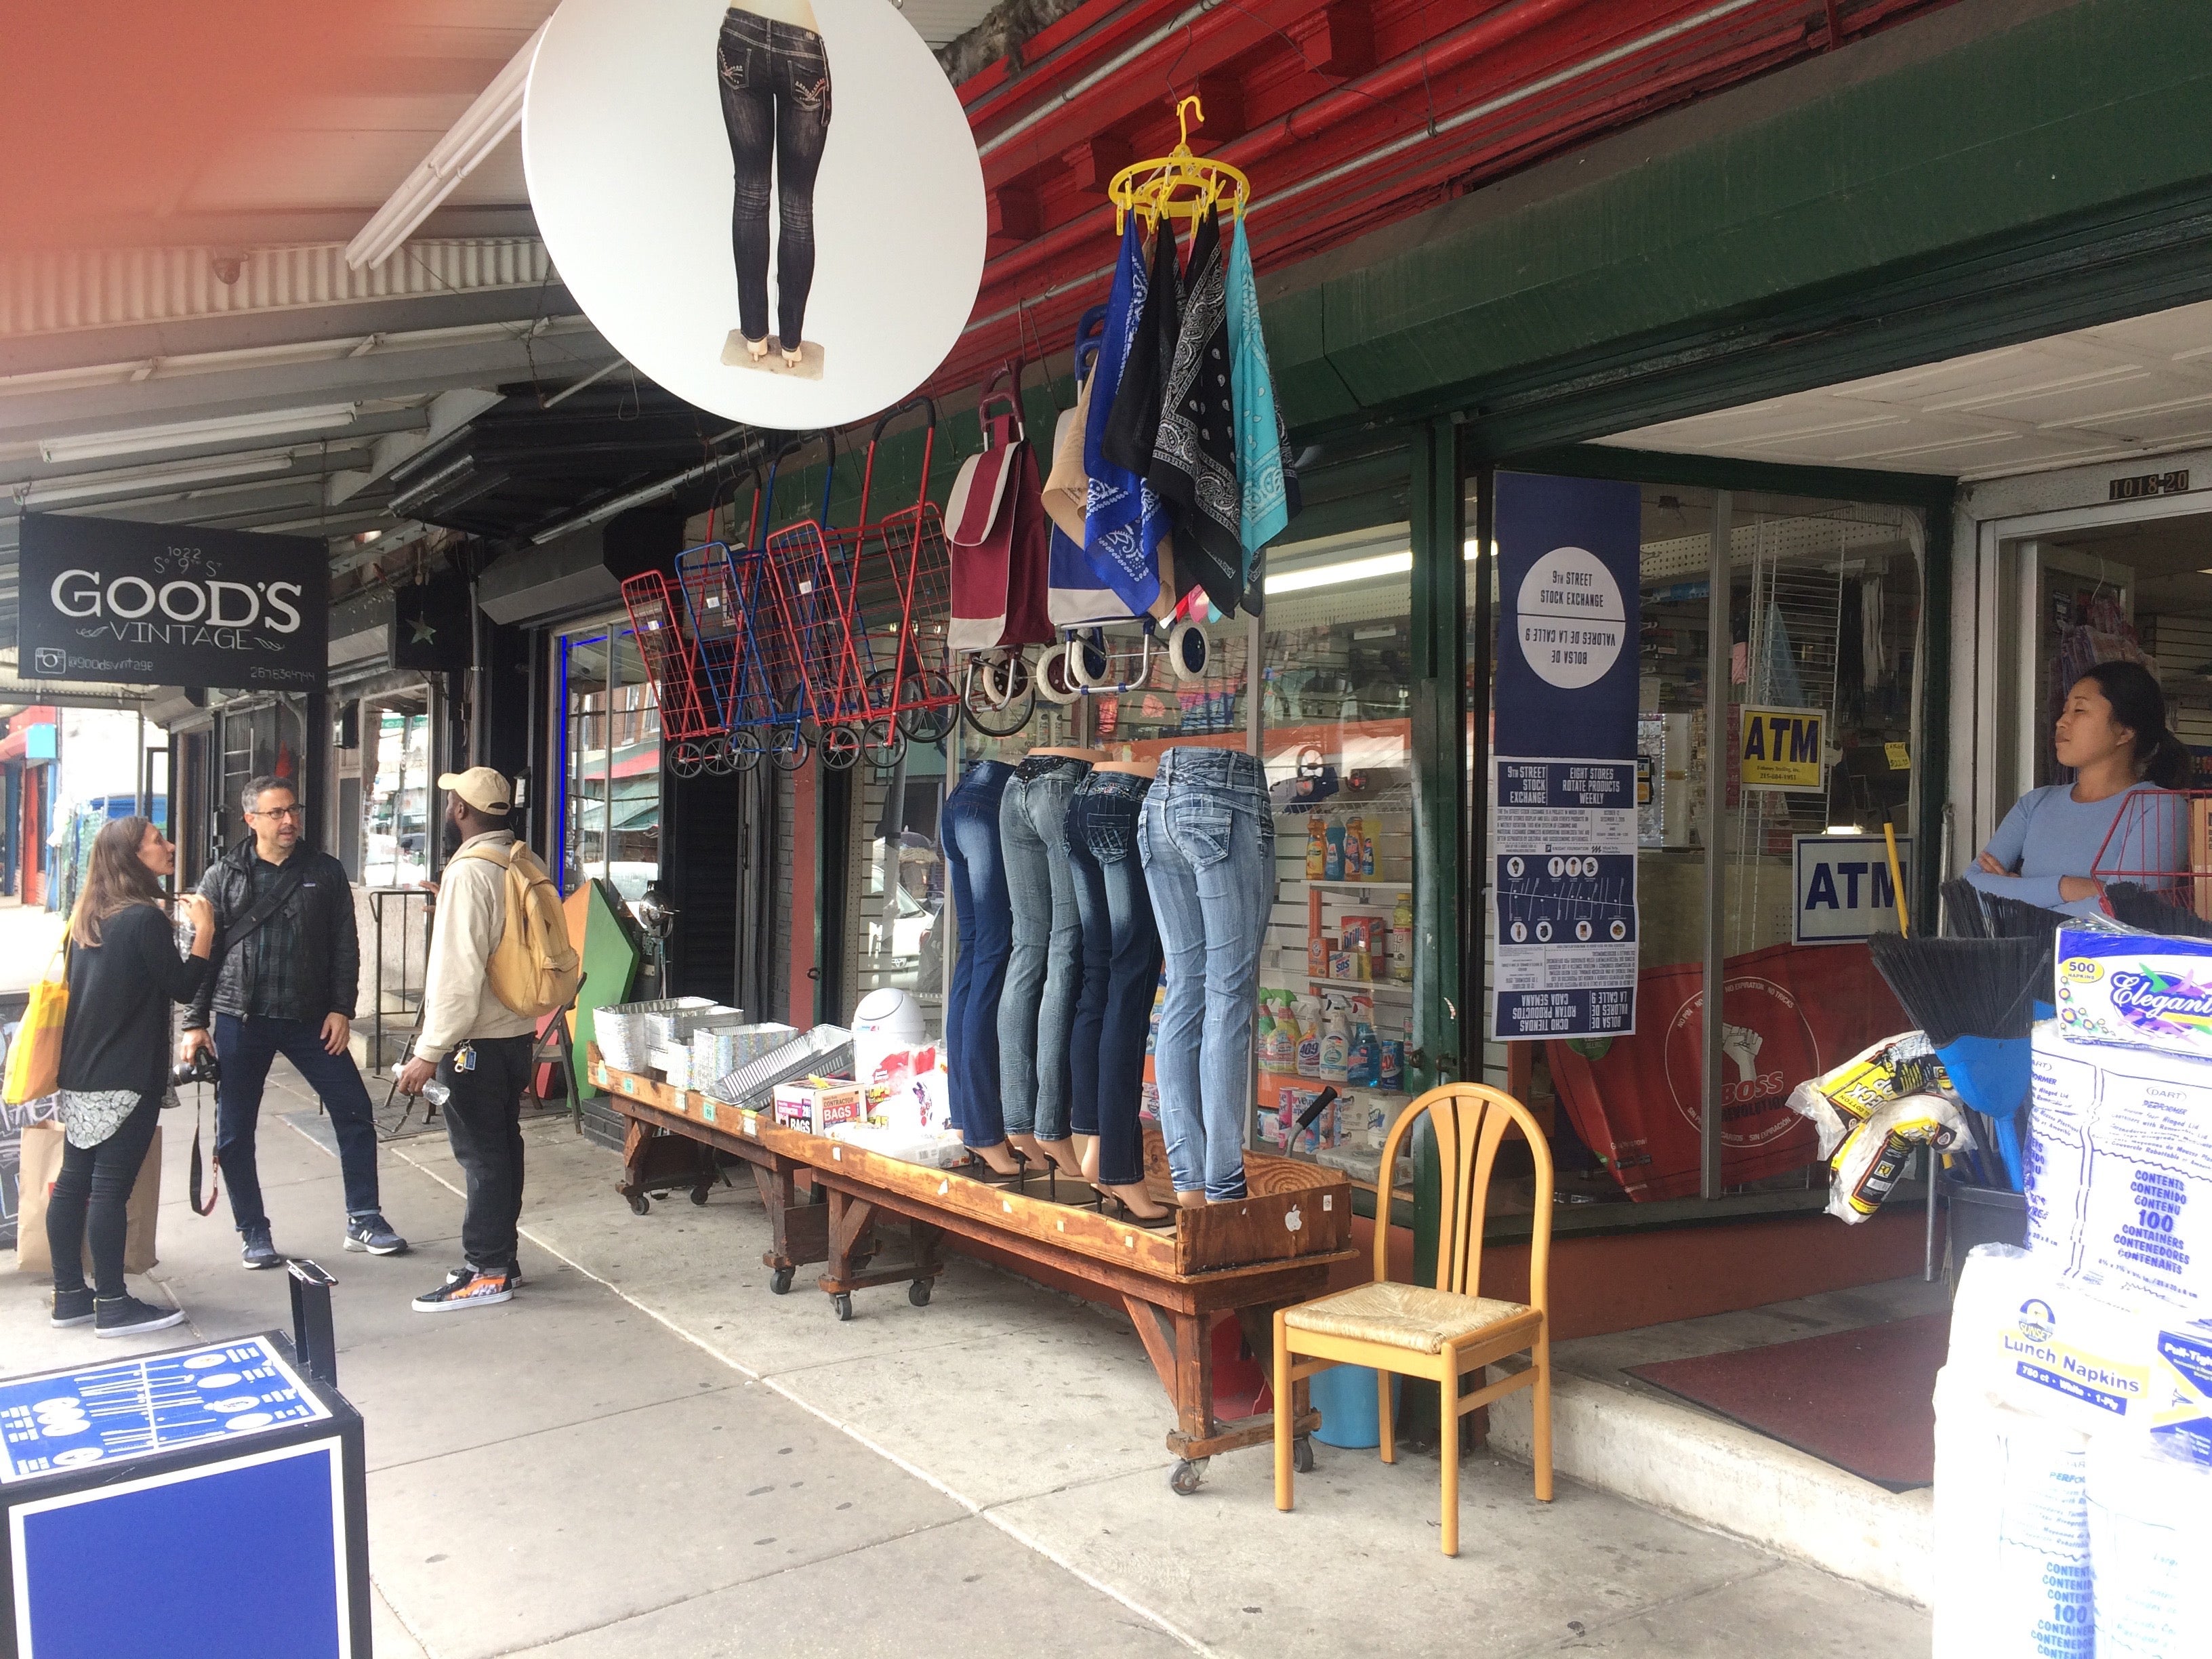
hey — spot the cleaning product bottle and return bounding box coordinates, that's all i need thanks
[1361,817,1377,878]
[1391,891,1414,983]
[1319,996,1350,1083]
[1294,996,1323,1078]
[1349,1020,1378,1090]
[1306,811,1326,880]
[1345,815,1365,882]
[1325,815,1346,880]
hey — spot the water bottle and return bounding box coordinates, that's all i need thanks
[391,1063,450,1107]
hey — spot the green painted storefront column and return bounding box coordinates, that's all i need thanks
[1407,417,1467,1300]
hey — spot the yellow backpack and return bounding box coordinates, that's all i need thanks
[454,840,581,1019]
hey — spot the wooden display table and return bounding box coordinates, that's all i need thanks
[588,1050,1358,1492]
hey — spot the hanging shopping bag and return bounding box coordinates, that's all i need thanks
[15,1119,162,1275]
[3,947,67,1106]
[947,363,1056,652]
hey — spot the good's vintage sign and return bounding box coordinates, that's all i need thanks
[17,514,327,689]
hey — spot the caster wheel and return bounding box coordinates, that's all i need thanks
[690,1187,711,1206]
[769,1267,794,1295]
[1169,1457,1208,1496]
[1293,1435,1315,1474]
[626,1192,651,1216]
[832,1292,854,1322]
[908,1279,933,1308]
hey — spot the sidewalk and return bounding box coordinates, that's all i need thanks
[1,1068,1931,1658]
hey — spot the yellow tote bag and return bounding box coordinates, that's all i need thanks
[3,947,67,1105]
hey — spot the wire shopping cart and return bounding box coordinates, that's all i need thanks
[841,396,961,762]
[618,569,721,778]
[760,431,870,769]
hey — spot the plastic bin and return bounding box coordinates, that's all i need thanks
[1945,1177,2028,1295]
[1311,1364,1403,1450]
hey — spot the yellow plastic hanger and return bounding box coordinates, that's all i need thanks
[1108,96,1250,233]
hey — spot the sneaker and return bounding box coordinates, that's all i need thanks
[240,1225,283,1271]
[506,1259,524,1288]
[50,1288,95,1328]
[411,1267,513,1313]
[94,1295,187,1338]
[343,1214,409,1256]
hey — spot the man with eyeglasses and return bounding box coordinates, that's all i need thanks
[180,775,407,1267]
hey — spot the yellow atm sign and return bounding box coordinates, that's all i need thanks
[1740,705,1826,790]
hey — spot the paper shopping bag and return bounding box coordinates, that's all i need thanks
[14,1120,161,1277]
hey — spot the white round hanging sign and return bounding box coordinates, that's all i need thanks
[1514,544,1626,691]
[523,0,988,429]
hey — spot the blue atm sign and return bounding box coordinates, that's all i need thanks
[1793,834,1910,945]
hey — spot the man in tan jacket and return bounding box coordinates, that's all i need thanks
[396,766,538,1312]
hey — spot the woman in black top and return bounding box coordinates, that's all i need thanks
[47,816,213,1336]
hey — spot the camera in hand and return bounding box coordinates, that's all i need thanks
[171,1048,222,1088]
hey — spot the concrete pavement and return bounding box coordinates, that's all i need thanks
[1,1067,1931,1657]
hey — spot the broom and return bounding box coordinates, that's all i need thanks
[1867,935,2051,1189]
[2102,881,2212,939]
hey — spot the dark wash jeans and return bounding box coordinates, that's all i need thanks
[718,9,832,351]
[1066,771,1161,1187]
[998,756,1092,1141]
[943,761,1015,1145]
[214,1012,382,1231]
[440,1034,534,1272]
[47,1091,161,1298]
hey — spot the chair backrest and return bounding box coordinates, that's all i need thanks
[1373,1082,1553,1313]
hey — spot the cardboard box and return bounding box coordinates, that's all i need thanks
[772,1081,864,1136]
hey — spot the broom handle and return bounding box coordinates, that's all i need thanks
[1885,823,1910,938]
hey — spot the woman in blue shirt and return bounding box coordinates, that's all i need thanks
[1965,659,2190,917]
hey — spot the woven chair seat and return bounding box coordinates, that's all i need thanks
[1282,1281,1536,1356]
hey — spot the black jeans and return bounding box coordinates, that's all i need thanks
[718,9,832,351]
[47,1092,161,1298]
[213,1013,382,1231]
[439,1034,534,1272]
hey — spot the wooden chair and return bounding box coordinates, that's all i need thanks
[1271,1082,1553,1555]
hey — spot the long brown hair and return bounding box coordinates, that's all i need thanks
[69,816,167,947]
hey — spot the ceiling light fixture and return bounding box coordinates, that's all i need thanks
[346,23,549,270]
[39,405,358,464]
[14,453,294,510]
[1264,550,1414,594]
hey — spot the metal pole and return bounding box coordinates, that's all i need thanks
[1701,491,1733,1202]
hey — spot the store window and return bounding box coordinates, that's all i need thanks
[843,744,951,1034]
[361,699,430,888]
[1475,476,1925,1208]
[556,619,663,903]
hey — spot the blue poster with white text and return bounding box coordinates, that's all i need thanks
[1490,474,1643,1040]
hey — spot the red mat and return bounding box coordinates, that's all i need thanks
[1624,1313,1948,1491]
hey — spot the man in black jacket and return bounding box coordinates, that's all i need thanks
[179,776,407,1268]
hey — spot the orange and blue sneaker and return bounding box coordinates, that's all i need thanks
[411,1266,514,1313]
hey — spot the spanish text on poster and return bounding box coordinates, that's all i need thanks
[1492,758,1639,1038]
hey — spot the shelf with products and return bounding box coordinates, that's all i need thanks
[1307,976,1410,998]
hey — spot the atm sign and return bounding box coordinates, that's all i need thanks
[1740,705,1826,791]
[1794,834,1909,945]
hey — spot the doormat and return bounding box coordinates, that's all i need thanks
[1624,1311,1948,1491]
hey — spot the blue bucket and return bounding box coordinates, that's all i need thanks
[1311,1364,1404,1450]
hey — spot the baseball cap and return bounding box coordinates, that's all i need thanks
[437,766,513,815]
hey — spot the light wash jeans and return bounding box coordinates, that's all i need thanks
[1141,747,1274,1200]
[997,756,1092,1141]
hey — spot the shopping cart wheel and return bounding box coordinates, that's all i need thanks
[1036,643,1082,705]
[1066,630,1113,689]
[768,727,811,772]
[866,733,907,771]
[821,726,863,770]
[703,737,738,777]
[960,657,1036,737]
[1169,619,1211,682]
[730,727,767,771]
[670,741,707,779]
[894,671,959,745]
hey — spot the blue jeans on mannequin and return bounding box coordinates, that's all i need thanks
[718,9,832,353]
[941,762,1015,1147]
[997,756,1092,1153]
[1141,747,1274,1202]
[1066,771,1162,1191]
